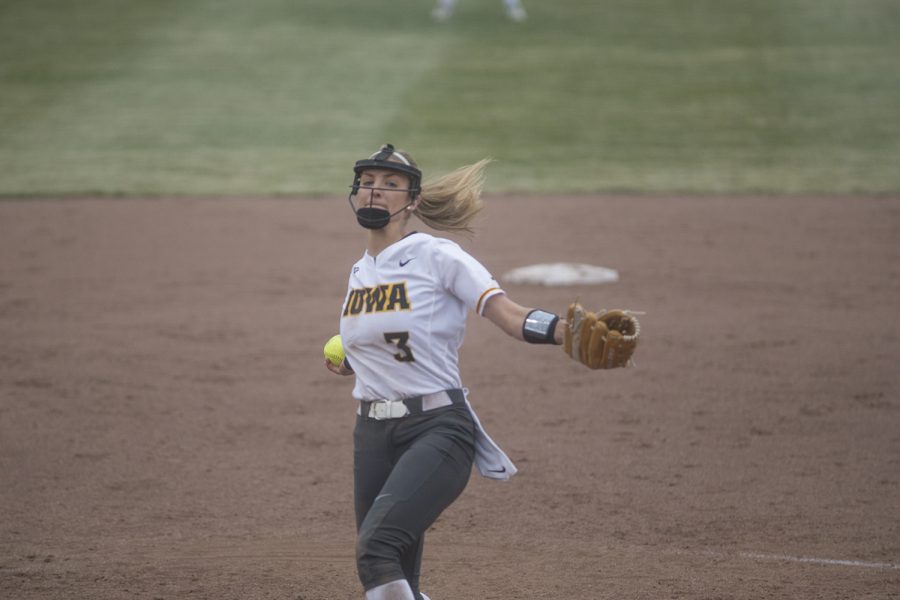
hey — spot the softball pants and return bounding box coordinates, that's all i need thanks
[354,398,476,597]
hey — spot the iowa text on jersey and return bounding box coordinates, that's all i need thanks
[343,283,412,316]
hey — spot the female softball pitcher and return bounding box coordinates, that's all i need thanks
[324,144,566,600]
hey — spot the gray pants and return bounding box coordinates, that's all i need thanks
[354,401,476,596]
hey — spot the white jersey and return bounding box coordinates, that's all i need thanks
[340,232,504,402]
[339,231,519,480]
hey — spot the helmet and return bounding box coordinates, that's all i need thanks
[351,143,422,199]
[348,144,422,230]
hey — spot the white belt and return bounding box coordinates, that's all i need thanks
[358,390,455,420]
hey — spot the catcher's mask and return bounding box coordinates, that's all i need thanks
[348,143,422,230]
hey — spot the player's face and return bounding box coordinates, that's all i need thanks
[355,169,413,214]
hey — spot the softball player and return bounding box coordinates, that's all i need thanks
[432,0,528,22]
[325,144,564,600]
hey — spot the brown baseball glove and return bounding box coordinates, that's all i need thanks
[563,301,640,369]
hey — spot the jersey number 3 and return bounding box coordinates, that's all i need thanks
[384,331,415,363]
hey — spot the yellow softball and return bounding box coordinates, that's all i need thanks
[323,334,345,367]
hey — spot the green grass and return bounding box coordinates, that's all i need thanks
[1,0,898,195]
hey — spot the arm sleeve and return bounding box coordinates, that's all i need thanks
[432,239,505,315]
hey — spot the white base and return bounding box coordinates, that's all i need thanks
[502,263,619,286]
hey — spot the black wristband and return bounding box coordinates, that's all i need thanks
[342,356,354,373]
[522,309,560,344]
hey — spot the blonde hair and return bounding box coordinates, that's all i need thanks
[384,148,490,233]
[418,160,492,234]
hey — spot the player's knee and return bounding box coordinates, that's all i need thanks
[356,526,406,588]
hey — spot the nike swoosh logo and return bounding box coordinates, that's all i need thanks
[374,493,392,502]
[399,257,416,267]
[486,467,506,474]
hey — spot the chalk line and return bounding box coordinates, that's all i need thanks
[737,551,900,571]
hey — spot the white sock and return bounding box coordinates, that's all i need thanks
[365,579,416,600]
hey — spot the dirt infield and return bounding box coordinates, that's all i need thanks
[1,194,898,599]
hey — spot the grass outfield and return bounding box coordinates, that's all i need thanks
[1,0,898,195]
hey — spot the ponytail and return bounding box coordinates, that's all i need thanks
[414,159,491,233]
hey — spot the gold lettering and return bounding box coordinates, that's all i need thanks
[342,283,411,316]
[349,289,365,315]
[375,285,389,311]
[387,283,410,311]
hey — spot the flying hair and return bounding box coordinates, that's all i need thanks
[414,158,491,234]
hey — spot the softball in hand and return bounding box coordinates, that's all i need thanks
[323,334,345,366]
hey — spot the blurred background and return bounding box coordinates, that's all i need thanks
[1,0,898,196]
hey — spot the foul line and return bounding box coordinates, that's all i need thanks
[737,551,900,571]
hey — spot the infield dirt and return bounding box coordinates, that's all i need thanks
[1,195,898,599]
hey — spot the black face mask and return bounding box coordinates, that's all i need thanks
[355,205,392,229]
[348,186,417,230]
